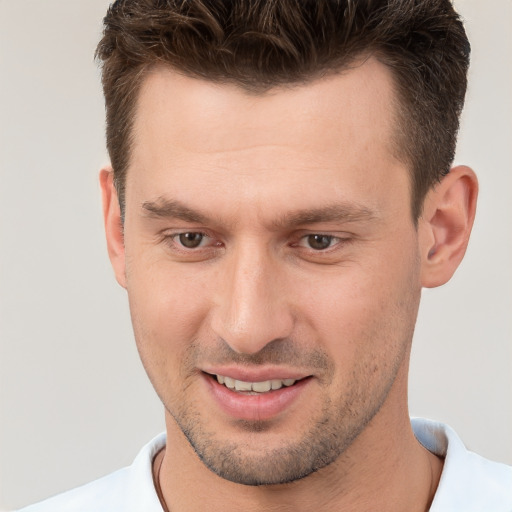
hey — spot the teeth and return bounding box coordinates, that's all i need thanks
[234,380,252,392]
[271,379,282,390]
[224,376,235,389]
[215,375,297,393]
[252,380,272,392]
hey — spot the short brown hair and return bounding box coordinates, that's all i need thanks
[95,0,470,220]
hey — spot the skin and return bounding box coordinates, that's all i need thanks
[101,58,477,511]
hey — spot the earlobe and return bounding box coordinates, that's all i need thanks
[99,167,127,289]
[419,165,478,288]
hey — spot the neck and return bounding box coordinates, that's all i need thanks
[154,407,442,512]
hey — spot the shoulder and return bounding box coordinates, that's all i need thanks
[412,418,512,511]
[18,466,132,512]
[18,433,166,512]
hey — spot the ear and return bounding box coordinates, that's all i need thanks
[419,165,478,288]
[99,167,126,289]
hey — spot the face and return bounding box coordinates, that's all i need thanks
[116,59,423,485]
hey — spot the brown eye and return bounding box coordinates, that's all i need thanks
[178,232,204,248]
[306,234,333,250]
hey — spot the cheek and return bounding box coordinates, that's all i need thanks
[125,252,213,376]
[296,244,421,370]
[125,263,217,411]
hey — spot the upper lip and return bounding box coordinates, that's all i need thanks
[201,366,310,382]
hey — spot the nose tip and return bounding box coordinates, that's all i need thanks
[210,250,294,355]
[211,284,295,355]
[212,304,293,355]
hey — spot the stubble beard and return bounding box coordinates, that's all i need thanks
[165,352,403,486]
[134,285,416,488]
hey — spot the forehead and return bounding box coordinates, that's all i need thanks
[133,58,398,155]
[127,58,408,221]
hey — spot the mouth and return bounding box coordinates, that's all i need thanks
[201,369,313,421]
[208,372,300,394]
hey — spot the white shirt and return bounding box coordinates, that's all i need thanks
[19,418,512,511]
[411,418,512,511]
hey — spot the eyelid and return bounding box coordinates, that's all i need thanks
[294,233,348,249]
[161,229,222,251]
[159,228,351,256]
[301,234,337,242]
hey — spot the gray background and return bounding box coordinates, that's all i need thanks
[0,1,510,510]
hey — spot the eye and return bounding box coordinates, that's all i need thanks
[304,234,337,250]
[176,232,207,249]
[161,230,223,260]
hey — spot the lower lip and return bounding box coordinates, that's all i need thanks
[204,374,311,422]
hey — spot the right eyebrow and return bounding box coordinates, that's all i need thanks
[141,198,210,224]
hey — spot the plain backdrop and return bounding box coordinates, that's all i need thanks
[0,1,510,510]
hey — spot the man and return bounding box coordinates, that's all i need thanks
[19,0,511,511]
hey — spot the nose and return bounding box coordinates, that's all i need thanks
[210,241,294,355]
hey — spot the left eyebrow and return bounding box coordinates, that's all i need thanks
[271,203,378,229]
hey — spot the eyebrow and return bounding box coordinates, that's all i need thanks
[142,198,210,224]
[272,203,378,228]
[141,197,378,228]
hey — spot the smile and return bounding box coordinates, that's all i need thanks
[215,374,297,393]
[203,371,312,421]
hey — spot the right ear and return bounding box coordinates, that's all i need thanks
[99,167,126,289]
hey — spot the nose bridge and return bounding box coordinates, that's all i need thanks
[212,239,293,354]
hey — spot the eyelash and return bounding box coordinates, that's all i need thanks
[162,231,350,255]
[166,232,218,250]
[294,234,345,251]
